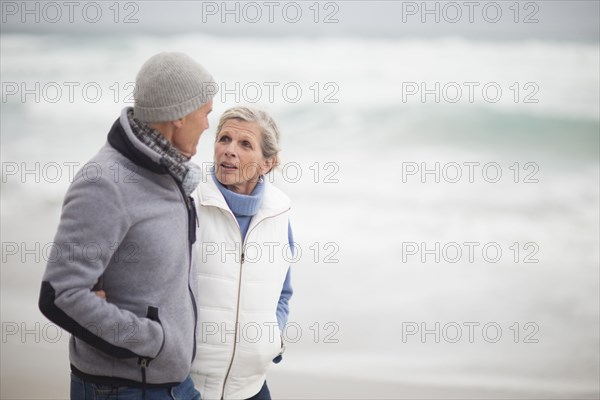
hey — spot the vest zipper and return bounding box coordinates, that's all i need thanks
[219,207,291,399]
[220,212,244,400]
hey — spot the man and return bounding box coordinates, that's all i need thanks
[38,52,217,399]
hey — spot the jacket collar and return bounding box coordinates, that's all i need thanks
[107,107,167,174]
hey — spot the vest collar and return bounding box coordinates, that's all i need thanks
[197,171,291,219]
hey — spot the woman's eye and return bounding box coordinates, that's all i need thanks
[242,141,252,148]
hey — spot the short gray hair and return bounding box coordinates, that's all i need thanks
[215,107,281,172]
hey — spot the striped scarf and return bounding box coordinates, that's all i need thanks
[127,109,201,196]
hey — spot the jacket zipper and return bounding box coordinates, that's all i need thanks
[173,177,199,365]
[188,195,199,363]
[218,207,291,400]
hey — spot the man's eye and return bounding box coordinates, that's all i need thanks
[219,136,230,142]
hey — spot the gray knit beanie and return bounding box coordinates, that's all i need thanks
[133,52,218,123]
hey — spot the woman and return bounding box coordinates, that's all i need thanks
[191,107,294,400]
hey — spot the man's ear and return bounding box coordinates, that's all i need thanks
[172,118,184,129]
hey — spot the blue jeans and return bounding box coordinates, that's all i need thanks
[70,373,201,400]
[245,381,271,400]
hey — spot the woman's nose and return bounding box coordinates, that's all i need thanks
[224,144,236,157]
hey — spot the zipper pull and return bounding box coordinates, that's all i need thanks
[138,357,149,399]
[241,252,245,264]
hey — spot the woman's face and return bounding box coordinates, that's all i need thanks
[214,119,273,195]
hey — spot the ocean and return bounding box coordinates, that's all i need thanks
[1,31,599,399]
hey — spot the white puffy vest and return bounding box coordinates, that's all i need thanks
[191,177,291,399]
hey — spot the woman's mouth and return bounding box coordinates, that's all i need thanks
[220,162,238,172]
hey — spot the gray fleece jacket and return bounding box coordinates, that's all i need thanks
[39,108,199,386]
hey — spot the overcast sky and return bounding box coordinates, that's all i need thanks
[1,1,599,41]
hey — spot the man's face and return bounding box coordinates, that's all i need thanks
[172,100,213,158]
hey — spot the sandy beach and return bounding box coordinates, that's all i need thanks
[2,192,598,399]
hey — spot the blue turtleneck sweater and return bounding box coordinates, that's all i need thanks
[212,173,294,333]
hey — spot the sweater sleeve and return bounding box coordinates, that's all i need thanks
[38,169,164,360]
[276,221,295,331]
[273,221,294,364]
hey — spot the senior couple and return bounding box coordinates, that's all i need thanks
[38,52,294,400]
